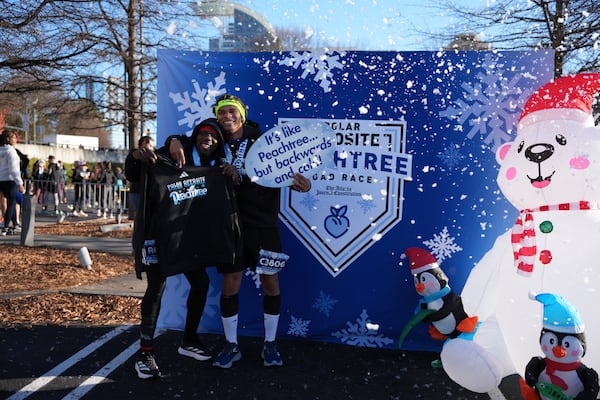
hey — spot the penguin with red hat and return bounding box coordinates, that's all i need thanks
[404,247,478,341]
[520,292,599,400]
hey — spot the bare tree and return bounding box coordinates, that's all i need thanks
[429,0,600,78]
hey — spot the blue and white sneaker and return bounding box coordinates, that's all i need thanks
[261,341,283,367]
[212,342,241,369]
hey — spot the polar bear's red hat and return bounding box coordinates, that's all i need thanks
[519,73,600,129]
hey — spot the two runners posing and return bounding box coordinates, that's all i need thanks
[130,94,311,379]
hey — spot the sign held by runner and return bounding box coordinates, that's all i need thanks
[245,120,336,188]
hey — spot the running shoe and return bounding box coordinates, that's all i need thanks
[134,351,161,380]
[212,342,241,368]
[178,341,212,361]
[261,341,283,367]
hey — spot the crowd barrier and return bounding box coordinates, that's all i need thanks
[24,179,131,219]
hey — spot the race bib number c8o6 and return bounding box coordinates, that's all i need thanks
[256,249,289,275]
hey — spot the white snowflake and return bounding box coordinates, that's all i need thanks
[312,290,338,317]
[437,142,465,170]
[278,51,345,93]
[439,54,534,152]
[168,71,227,133]
[287,315,311,337]
[244,269,261,289]
[331,309,394,348]
[422,226,462,263]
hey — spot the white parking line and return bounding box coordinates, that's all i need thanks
[6,325,133,400]
[61,339,140,400]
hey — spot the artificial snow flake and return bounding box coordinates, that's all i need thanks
[244,269,261,289]
[312,290,338,317]
[331,309,394,348]
[278,51,345,93]
[287,315,311,337]
[423,226,462,263]
[439,54,534,152]
[438,142,465,170]
[168,72,227,133]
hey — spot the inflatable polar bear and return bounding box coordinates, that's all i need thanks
[440,73,600,393]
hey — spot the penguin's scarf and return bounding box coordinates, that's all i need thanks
[511,201,600,276]
[419,285,451,306]
[544,358,581,390]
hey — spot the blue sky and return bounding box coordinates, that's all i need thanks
[234,0,491,50]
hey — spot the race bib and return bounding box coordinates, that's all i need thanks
[256,249,289,275]
[142,239,158,265]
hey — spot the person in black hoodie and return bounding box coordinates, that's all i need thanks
[127,118,240,380]
[166,95,311,369]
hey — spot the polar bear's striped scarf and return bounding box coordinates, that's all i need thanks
[511,201,600,276]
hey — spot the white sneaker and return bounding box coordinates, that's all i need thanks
[97,209,102,217]
[79,211,88,217]
[73,210,81,217]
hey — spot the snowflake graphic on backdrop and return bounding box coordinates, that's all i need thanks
[357,198,376,214]
[438,142,465,170]
[423,226,462,263]
[278,51,345,93]
[312,290,338,317]
[168,71,227,133]
[331,309,393,348]
[439,53,534,152]
[288,315,311,337]
[299,192,318,211]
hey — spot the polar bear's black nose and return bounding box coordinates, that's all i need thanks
[525,143,554,164]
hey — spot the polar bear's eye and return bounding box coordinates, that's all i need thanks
[556,134,567,146]
[517,141,525,153]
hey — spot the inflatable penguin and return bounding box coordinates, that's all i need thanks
[405,247,478,341]
[520,293,599,400]
[439,73,600,393]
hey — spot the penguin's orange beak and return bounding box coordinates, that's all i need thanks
[552,346,567,358]
[415,282,425,293]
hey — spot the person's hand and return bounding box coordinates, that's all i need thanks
[134,146,157,164]
[169,138,186,168]
[220,164,239,184]
[291,173,311,193]
[18,185,25,194]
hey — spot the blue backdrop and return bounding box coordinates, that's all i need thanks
[155,49,554,351]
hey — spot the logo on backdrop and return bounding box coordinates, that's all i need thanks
[279,118,412,276]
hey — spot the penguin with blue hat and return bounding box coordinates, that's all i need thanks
[520,292,599,400]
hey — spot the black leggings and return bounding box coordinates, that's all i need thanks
[139,266,210,349]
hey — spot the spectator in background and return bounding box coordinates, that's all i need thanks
[125,135,155,221]
[72,161,90,217]
[99,160,116,219]
[0,129,25,235]
[45,155,61,214]
[32,159,47,209]
[57,160,67,204]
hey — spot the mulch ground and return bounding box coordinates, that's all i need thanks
[0,218,139,328]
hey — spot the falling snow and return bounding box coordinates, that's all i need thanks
[331,309,394,348]
[423,226,463,263]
